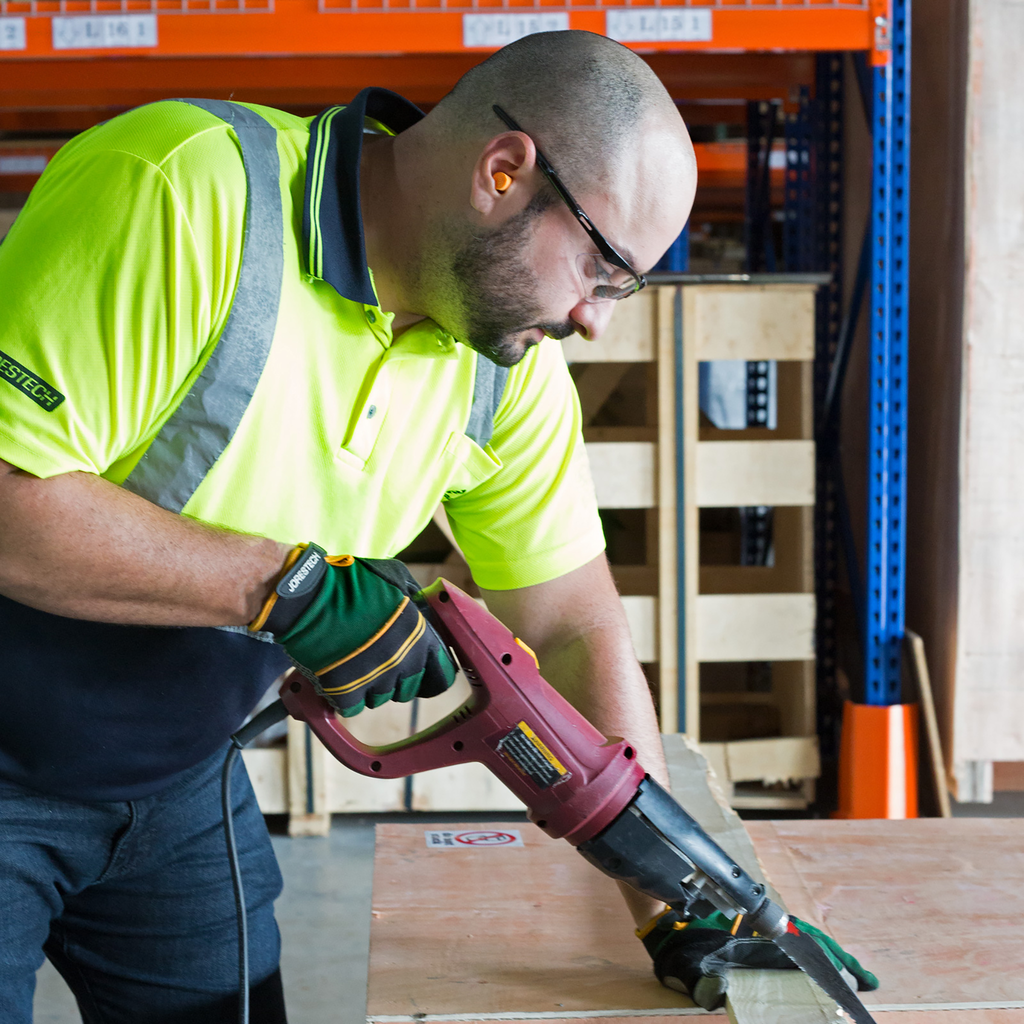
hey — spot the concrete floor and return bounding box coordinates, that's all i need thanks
[32,795,1024,1023]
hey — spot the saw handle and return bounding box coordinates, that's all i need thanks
[278,667,484,777]
[279,578,645,844]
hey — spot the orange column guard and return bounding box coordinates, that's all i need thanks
[835,700,919,820]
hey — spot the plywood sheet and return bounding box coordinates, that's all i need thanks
[696,440,815,508]
[954,0,1024,761]
[368,757,1024,1022]
[367,822,697,1019]
[745,819,1024,1007]
[871,1015,1024,1024]
[368,1016,715,1023]
[367,1013,1024,1024]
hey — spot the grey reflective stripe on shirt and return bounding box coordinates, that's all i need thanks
[465,355,509,449]
[122,99,284,513]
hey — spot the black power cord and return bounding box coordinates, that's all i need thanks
[222,698,291,1024]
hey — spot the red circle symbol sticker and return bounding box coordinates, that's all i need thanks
[424,829,523,848]
[454,830,520,846]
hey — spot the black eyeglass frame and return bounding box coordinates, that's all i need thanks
[492,104,647,300]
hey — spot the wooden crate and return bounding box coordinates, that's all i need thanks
[682,284,819,809]
[250,283,823,826]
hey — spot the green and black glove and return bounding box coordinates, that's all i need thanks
[637,907,878,1010]
[251,543,457,717]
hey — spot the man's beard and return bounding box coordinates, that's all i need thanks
[450,195,576,367]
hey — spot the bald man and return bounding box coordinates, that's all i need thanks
[0,31,694,1022]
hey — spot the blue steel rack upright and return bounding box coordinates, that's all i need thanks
[864,0,910,705]
[734,3,910,780]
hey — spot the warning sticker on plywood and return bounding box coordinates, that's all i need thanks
[424,829,523,849]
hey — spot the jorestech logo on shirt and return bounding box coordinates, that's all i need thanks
[0,348,64,412]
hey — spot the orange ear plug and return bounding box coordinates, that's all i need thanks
[493,171,513,193]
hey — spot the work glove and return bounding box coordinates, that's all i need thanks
[250,543,457,717]
[637,907,878,1010]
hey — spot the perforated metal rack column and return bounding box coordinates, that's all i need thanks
[812,52,845,762]
[864,0,910,705]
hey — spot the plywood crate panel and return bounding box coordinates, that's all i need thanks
[695,593,816,662]
[690,284,816,362]
[696,439,815,507]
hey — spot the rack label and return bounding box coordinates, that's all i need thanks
[52,14,158,51]
[424,829,523,849]
[463,12,569,50]
[606,8,712,43]
[0,18,26,50]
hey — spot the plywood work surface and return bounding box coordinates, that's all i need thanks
[368,818,1024,1022]
[367,823,697,1019]
[368,1017,1023,1024]
[745,818,1024,1007]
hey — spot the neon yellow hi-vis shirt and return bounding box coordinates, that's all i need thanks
[0,99,605,590]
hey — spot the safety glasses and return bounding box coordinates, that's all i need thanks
[493,104,647,303]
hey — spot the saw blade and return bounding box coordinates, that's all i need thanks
[772,921,878,1024]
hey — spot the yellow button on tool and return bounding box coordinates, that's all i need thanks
[514,637,539,668]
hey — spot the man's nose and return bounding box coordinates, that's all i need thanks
[570,298,618,341]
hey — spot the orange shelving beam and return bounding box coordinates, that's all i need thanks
[0,1,878,61]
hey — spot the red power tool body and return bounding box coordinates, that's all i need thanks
[279,578,877,1024]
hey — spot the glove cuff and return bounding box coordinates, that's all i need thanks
[637,906,689,958]
[250,543,348,635]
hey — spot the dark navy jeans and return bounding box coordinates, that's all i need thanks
[0,745,287,1023]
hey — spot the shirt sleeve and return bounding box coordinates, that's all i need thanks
[444,339,606,591]
[0,112,239,483]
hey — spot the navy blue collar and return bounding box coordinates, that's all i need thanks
[302,88,424,306]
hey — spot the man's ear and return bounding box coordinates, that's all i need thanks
[469,131,537,218]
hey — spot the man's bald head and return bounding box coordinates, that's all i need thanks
[366,31,694,363]
[431,30,684,198]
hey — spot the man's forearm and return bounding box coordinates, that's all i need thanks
[527,610,668,928]
[482,555,668,927]
[0,459,291,625]
[529,621,669,788]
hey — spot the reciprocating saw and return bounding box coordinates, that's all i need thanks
[276,578,879,1024]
